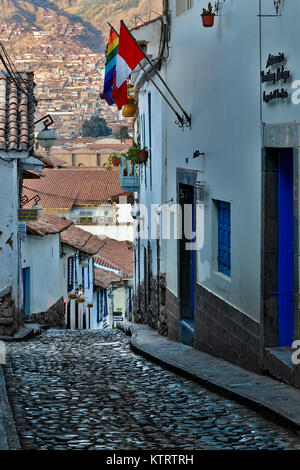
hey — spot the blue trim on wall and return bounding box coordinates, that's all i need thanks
[278,150,294,346]
[218,201,231,277]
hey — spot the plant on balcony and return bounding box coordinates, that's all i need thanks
[201,2,215,27]
[105,153,121,170]
[126,143,148,165]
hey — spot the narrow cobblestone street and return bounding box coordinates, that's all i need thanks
[3,329,300,450]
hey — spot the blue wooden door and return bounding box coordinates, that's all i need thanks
[278,150,294,346]
[179,184,195,346]
[22,268,30,316]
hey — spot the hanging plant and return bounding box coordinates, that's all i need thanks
[138,147,149,163]
[126,143,148,165]
[201,2,215,27]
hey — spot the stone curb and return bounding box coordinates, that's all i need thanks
[0,325,42,343]
[0,365,20,450]
[119,322,300,435]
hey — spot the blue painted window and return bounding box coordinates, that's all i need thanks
[218,201,231,277]
[67,257,74,292]
[97,291,100,323]
[74,254,78,285]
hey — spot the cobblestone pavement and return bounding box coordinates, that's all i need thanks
[3,329,300,450]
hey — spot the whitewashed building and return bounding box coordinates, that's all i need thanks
[129,16,168,335]
[127,0,300,387]
[0,71,43,336]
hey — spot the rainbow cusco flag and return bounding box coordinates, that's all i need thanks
[102,28,119,106]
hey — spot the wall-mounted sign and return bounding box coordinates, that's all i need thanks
[18,223,27,242]
[18,209,38,222]
[18,223,26,234]
[266,52,285,68]
[262,52,290,104]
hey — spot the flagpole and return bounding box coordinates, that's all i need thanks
[121,20,191,127]
[138,62,184,127]
[107,22,119,36]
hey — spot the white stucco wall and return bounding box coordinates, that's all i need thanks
[76,224,133,242]
[160,0,300,323]
[0,159,19,303]
[162,0,267,322]
[132,20,166,284]
[22,233,62,314]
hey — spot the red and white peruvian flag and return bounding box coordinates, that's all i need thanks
[112,21,145,109]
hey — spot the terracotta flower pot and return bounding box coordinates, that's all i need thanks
[68,294,77,300]
[112,158,120,167]
[75,298,85,304]
[123,169,128,176]
[138,150,148,164]
[201,13,215,27]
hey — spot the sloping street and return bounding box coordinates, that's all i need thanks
[3,328,300,450]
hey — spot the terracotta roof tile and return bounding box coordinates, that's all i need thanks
[94,238,133,277]
[94,266,122,289]
[27,213,73,236]
[0,72,36,153]
[60,225,91,251]
[22,167,123,209]
[60,225,105,255]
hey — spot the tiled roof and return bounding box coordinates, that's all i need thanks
[60,225,106,255]
[37,154,67,168]
[94,266,122,289]
[94,237,133,278]
[27,213,73,236]
[0,72,35,153]
[22,167,123,209]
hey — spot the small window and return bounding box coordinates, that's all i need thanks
[176,0,193,16]
[217,201,231,277]
[67,257,74,292]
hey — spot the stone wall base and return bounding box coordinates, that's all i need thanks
[166,285,262,374]
[0,290,18,336]
[133,273,168,337]
[31,297,65,328]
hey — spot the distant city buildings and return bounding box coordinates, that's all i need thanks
[2,20,132,141]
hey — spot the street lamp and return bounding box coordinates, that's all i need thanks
[35,114,57,154]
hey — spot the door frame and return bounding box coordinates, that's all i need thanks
[177,169,199,346]
[278,150,294,346]
[262,141,299,349]
[22,267,31,316]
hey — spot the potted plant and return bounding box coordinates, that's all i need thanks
[75,297,85,304]
[126,143,148,165]
[138,147,148,164]
[201,2,215,27]
[68,293,77,300]
[109,153,121,167]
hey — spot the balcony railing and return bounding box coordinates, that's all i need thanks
[120,156,140,192]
